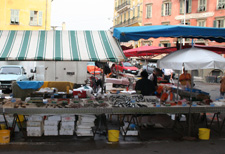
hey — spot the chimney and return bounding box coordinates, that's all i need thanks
[62,22,66,30]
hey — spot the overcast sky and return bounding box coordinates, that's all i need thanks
[51,0,114,30]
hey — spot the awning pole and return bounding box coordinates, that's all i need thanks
[188,70,194,136]
[180,37,182,49]
[176,71,180,101]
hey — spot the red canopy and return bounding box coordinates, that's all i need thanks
[123,45,225,58]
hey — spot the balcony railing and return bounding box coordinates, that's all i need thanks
[114,16,142,28]
[115,1,131,12]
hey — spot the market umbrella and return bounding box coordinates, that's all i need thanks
[157,47,225,70]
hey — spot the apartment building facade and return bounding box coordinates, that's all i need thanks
[0,0,52,30]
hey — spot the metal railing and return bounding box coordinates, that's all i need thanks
[115,1,131,11]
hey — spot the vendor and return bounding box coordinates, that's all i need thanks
[179,68,191,88]
[163,69,174,83]
[148,68,160,89]
[135,70,155,96]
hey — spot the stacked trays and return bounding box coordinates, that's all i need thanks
[59,115,75,135]
[27,115,44,137]
[44,115,61,136]
[76,115,96,136]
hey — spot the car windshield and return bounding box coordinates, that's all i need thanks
[123,62,133,67]
[87,62,95,66]
[0,67,21,75]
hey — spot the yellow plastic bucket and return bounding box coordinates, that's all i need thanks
[0,124,6,130]
[0,130,10,144]
[108,130,120,142]
[199,128,210,140]
[17,115,24,122]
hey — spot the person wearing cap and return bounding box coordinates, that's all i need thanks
[135,70,155,96]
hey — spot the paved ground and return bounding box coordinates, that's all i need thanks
[0,81,224,154]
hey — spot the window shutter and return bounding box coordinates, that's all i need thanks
[150,5,152,18]
[11,10,15,22]
[213,20,217,27]
[133,8,135,17]
[188,0,192,13]
[128,10,130,19]
[30,11,34,25]
[159,43,162,47]
[168,43,171,47]
[180,0,183,14]
[38,11,43,26]
[15,10,19,23]
[161,4,164,16]
[169,2,172,15]
[222,20,224,28]
[138,6,140,17]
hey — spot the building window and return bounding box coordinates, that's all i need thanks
[124,13,126,22]
[137,5,140,17]
[146,4,152,18]
[162,22,170,25]
[217,0,225,9]
[128,10,130,20]
[159,42,171,47]
[180,0,192,14]
[133,7,135,18]
[198,0,206,12]
[30,10,43,26]
[197,20,206,27]
[214,18,224,28]
[161,2,172,16]
[10,9,19,25]
[181,20,190,25]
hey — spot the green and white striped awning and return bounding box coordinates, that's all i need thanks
[0,30,126,62]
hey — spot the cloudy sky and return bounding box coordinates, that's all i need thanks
[51,0,114,30]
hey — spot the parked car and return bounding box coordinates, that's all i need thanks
[0,65,29,93]
[87,62,103,75]
[142,63,157,74]
[115,61,139,75]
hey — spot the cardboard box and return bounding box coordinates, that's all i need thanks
[27,126,43,132]
[76,128,92,134]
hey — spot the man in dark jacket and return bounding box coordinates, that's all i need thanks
[135,70,155,96]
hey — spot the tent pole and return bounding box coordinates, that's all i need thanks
[176,71,180,101]
[180,37,182,49]
[188,70,194,136]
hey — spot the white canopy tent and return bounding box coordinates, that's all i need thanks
[157,47,225,70]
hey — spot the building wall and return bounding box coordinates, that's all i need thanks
[142,0,225,47]
[0,0,52,30]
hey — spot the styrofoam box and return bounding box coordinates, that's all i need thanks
[27,130,43,137]
[27,126,43,132]
[121,128,138,136]
[60,122,75,130]
[44,120,59,126]
[76,132,93,136]
[28,115,43,122]
[61,115,75,122]
[47,115,61,121]
[77,123,95,129]
[27,121,43,127]
[44,130,58,136]
[80,117,95,123]
[59,130,74,135]
[44,126,58,131]
[76,128,92,134]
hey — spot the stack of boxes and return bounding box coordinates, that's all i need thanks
[76,115,96,136]
[27,115,43,137]
[44,115,61,136]
[59,115,75,135]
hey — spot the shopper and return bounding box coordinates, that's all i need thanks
[135,70,155,96]
[179,68,192,88]
[162,68,174,83]
[220,74,225,97]
[148,68,160,89]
